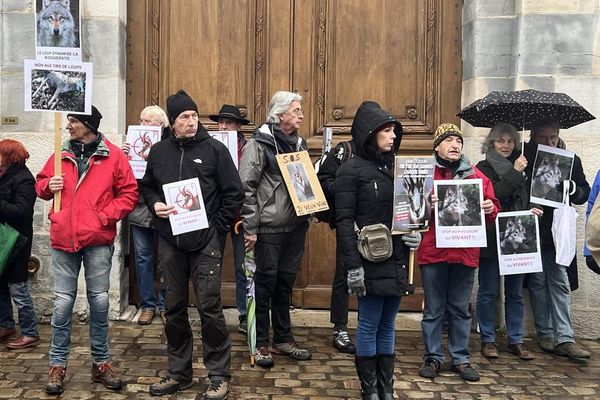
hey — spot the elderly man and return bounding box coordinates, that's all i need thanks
[36,106,138,395]
[239,91,311,368]
[123,105,170,326]
[141,90,244,399]
[417,123,499,382]
[523,120,591,360]
[209,104,250,334]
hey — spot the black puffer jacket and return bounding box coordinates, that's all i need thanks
[0,164,36,283]
[335,101,410,297]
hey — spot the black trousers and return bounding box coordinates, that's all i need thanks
[158,233,231,382]
[330,238,349,329]
[254,222,308,348]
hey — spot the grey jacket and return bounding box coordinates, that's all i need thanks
[239,123,309,234]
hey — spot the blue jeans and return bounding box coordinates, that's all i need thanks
[528,247,574,344]
[231,227,246,318]
[421,263,475,366]
[476,257,525,344]
[0,281,38,337]
[49,246,114,367]
[131,225,164,310]
[355,295,401,357]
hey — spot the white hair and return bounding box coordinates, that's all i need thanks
[140,105,169,127]
[266,91,302,124]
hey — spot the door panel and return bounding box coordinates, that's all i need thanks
[127,0,462,312]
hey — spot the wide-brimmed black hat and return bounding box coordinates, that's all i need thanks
[209,104,250,125]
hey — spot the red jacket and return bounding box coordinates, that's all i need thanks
[36,136,138,252]
[418,161,499,268]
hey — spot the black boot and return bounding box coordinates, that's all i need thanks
[376,354,395,400]
[355,355,379,400]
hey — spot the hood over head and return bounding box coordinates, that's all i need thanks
[350,101,402,162]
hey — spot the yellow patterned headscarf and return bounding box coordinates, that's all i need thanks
[433,123,463,149]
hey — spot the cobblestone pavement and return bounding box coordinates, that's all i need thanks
[0,318,599,399]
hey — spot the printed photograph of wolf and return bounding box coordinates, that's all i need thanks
[497,214,538,255]
[30,69,86,112]
[531,149,573,203]
[36,0,80,48]
[437,183,482,227]
[287,162,316,203]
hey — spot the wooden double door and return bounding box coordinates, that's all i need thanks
[126,0,462,311]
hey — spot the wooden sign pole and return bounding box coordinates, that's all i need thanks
[53,112,62,213]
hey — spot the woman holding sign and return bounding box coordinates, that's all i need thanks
[475,123,541,360]
[335,101,420,400]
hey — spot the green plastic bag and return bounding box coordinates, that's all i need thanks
[0,222,24,276]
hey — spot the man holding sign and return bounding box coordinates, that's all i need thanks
[239,91,311,368]
[417,123,499,382]
[36,106,138,395]
[141,90,243,399]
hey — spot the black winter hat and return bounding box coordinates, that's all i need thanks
[67,106,102,135]
[166,89,198,124]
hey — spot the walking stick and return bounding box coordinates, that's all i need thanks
[53,113,62,212]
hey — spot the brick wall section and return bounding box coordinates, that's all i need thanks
[0,1,129,319]
[462,0,600,338]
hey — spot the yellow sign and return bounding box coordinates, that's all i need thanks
[276,151,329,216]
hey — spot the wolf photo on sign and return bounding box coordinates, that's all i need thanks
[35,0,82,62]
[495,210,542,275]
[24,60,92,114]
[530,144,574,208]
[392,156,433,234]
[434,179,487,248]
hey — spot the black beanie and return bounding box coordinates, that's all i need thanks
[167,89,198,124]
[67,106,102,135]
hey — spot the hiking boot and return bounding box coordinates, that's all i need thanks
[159,310,166,325]
[204,378,230,400]
[333,329,356,354]
[138,308,155,325]
[238,317,247,334]
[554,342,591,360]
[46,366,66,395]
[91,362,123,390]
[0,327,16,342]
[538,337,555,352]
[271,341,312,361]
[481,342,498,358]
[6,335,40,349]
[149,376,193,396]
[451,363,480,382]
[254,346,274,368]
[507,343,535,360]
[418,358,440,379]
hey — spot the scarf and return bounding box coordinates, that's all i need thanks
[485,149,516,177]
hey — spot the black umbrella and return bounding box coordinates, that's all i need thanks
[457,89,595,130]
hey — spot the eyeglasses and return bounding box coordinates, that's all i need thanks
[288,108,304,117]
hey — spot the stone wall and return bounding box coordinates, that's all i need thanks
[462,0,600,338]
[0,1,129,320]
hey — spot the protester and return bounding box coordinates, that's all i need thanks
[335,101,420,399]
[141,90,243,399]
[317,134,357,354]
[36,106,138,395]
[475,123,540,360]
[418,123,499,382]
[239,91,311,368]
[0,139,39,350]
[209,104,250,334]
[584,170,600,275]
[523,120,591,359]
[123,105,169,325]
